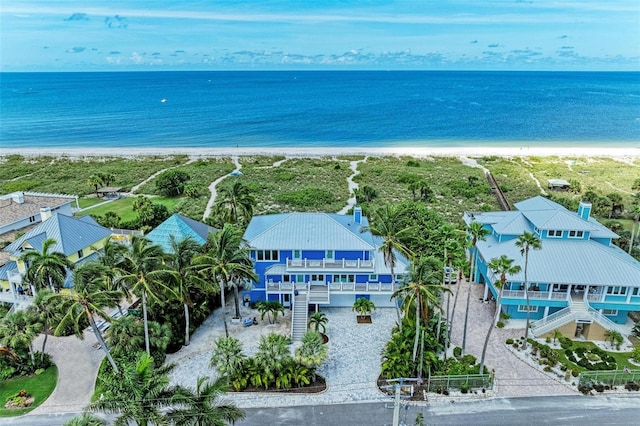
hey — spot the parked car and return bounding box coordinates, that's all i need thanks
[444,266,458,284]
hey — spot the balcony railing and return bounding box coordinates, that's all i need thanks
[266,280,394,293]
[7,268,23,284]
[285,258,374,271]
[501,289,569,300]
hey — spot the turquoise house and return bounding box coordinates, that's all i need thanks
[464,196,640,340]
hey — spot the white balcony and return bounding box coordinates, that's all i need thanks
[285,257,374,272]
[266,280,394,293]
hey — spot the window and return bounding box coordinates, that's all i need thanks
[633,288,639,296]
[607,286,627,295]
[77,249,84,259]
[296,274,304,282]
[293,250,301,259]
[518,305,538,312]
[283,275,291,283]
[369,274,378,281]
[602,309,618,316]
[548,230,562,238]
[326,250,334,259]
[29,215,36,223]
[332,274,354,283]
[256,250,279,261]
[568,230,584,238]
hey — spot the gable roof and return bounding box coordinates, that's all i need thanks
[244,213,375,251]
[521,209,598,231]
[146,214,215,253]
[4,213,112,257]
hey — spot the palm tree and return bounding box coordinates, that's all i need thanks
[515,231,542,348]
[90,352,177,426]
[20,238,73,292]
[168,376,245,426]
[360,204,414,323]
[479,255,521,374]
[257,300,285,324]
[393,256,448,363]
[210,336,247,381]
[0,310,41,364]
[117,235,177,355]
[461,221,489,354]
[63,413,107,426]
[308,311,328,334]
[192,224,256,337]
[95,238,128,315]
[212,181,255,227]
[294,331,328,368]
[88,175,103,196]
[52,261,122,373]
[443,239,466,358]
[106,315,172,361]
[352,297,376,319]
[28,289,58,362]
[168,235,202,347]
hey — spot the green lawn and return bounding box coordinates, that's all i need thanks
[77,197,105,209]
[0,365,58,417]
[77,196,183,222]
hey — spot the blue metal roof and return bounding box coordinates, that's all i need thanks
[0,260,17,280]
[146,214,215,253]
[244,212,375,251]
[5,213,112,257]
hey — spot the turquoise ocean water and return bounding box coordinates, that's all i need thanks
[1,71,639,149]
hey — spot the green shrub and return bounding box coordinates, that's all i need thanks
[496,321,505,328]
[559,337,573,350]
[571,368,580,377]
[276,188,335,208]
[453,347,462,358]
[631,347,640,362]
[505,338,514,345]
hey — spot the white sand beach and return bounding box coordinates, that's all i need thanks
[2,145,639,160]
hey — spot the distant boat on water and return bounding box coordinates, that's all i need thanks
[160,98,167,103]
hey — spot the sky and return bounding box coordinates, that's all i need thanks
[1,0,639,71]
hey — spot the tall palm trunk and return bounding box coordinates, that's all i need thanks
[220,280,229,337]
[479,293,501,375]
[461,247,476,355]
[184,303,190,346]
[86,308,119,373]
[412,295,421,362]
[233,282,241,319]
[523,250,531,348]
[40,328,49,363]
[142,290,150,355]
[391,265,402,326]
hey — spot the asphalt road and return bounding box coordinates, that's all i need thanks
[2,395,639,426]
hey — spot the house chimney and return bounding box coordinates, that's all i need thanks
[353,206,362,224]
[40,207,52,222]
[577,201,591,221]
[12,192,25,204]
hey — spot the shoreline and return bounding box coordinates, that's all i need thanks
[2,146,639,159]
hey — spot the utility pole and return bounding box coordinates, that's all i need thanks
[393,383,401,426]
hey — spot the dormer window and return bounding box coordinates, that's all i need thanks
[568,230,584,238]
[548,230,562,238]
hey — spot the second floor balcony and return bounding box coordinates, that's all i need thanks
[286,257,375,271]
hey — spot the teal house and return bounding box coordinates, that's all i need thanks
[464,196,640,341]
[146,214,215,254]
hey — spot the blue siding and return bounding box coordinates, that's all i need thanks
[335,250,362,261]
[302,250,324,260]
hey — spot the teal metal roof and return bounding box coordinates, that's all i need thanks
[0,260,17,280]
[5,213,112,257]
[522,209,597,231]
[492,212,533,235]
[146,214,215,253]
[513,196,563,211]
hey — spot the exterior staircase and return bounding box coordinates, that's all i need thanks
[291,292,309,342]
[530,299,627,337]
